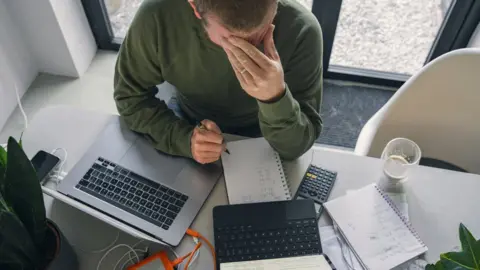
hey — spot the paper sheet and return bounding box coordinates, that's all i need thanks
[319,226,428,270]
[347,190,409,221]
[221,138,290,204]
[385,192,409,221]
[321,189,425,270]
[220,255,332,270]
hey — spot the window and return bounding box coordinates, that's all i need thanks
[82,0,480,87]
[330,0,453,75]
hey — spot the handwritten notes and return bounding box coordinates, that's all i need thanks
[221,138,290,204]
[324,184,427,270]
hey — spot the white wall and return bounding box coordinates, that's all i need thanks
[5,0,97,77]
[468,23,480,48]
[0,0,39,130]
[51,0,98,76]
[1,0,97,131]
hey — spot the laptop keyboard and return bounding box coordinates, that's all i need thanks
[214,218,322,264]
[75,157,188,231]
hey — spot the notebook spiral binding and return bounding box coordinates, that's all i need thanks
[374,185,426,247]
[274,153,291,199]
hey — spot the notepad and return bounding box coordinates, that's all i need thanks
[220,255,332,270]
[221,138,290,204]
[324,184,428,270]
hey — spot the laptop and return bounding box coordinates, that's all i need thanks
[213,199,325,269]
[58,117,222,246]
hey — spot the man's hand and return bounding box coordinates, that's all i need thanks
[191,119,225,164]
[222,25,286,103]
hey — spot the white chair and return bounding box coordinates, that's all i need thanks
[355,48,480,174]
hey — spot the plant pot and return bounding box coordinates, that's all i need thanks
[45,220,79,270]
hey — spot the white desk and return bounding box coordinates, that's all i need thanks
[20,106,480,269]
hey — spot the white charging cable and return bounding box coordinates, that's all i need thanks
[49,148,68,185]
[2,82,28,147]
[119,248,148,270]
[97,244,141,270]
[179,237,200,269]
[14,82,28,132]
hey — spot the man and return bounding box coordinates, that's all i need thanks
[114,0,323,164]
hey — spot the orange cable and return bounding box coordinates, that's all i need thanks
[184,242,202,270]
[199,234,217,270]
[171,251,193,266]
[185,228,217,270]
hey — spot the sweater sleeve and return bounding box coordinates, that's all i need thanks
[258,19,323,161]
[114,4,193,157]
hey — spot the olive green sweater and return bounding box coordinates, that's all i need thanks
[114,0,323,160]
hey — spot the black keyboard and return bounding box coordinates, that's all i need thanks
[75,157,188,230]
[215,219,322,264]
[213,200,323,266]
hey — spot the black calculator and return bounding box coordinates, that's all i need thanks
[294,165,337,219]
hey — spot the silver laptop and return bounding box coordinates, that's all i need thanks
[57,117,222,246]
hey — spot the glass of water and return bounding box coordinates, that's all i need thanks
[379,138,422,193]
[381,137,422,166]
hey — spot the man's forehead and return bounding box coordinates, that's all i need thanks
[206,15,260,34]
[205,7,277,36]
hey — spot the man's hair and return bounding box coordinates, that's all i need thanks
[194,0,277,32]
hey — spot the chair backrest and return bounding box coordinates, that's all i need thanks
[360,48,480,173]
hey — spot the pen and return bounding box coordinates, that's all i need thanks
[196,123,230,155]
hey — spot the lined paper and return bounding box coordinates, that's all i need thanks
[221,138,290,204]
[324,184,427,269]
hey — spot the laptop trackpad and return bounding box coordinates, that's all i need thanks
[119,137,188,186]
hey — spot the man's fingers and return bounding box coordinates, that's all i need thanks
[225,49,249,87]
[229,37,271,69]
[194,141,223,153]
[231,64,248,88]
[197,151,222,158]
[224,47,255,80]
[228,44,264,78]
[224,48,243,72]
[201,119,222,134]
[223,39,264,78]
[196,156,220,164]
[233,63,255,87]
[196,129,223,144]
[264,25,279,61]
[193,150,219,164]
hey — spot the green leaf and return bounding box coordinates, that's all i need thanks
[0,210,38,268]
[426,262,447,270]
[0,144,6,167]
[459,223,480,268]
[441,251,478,270]
[18,132,23,148]
[431,224,480,270]
[0,191,11,213]
[4,137,47,251]
[0,144,6,194]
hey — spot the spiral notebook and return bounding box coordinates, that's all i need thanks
[221,138,290,204]
[324,184,428,270]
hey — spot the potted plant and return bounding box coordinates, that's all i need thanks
[0,137,78,270]
[426,223,480,270]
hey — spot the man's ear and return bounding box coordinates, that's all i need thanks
[188,0,202,19]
